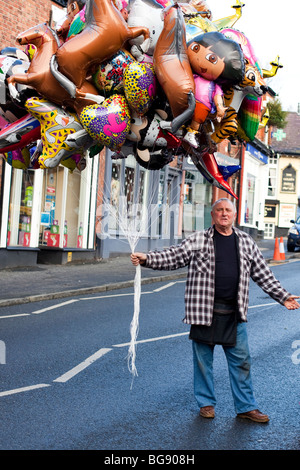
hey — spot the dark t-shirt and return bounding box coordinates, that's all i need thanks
[189,228,240,344]
[214,228,239,303]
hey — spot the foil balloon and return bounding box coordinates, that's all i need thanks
[7,22,101,117]
[218,164,241,181]
[52,0,150,98]
[0,113,40,154]
[92,50,134,95]
[28,142,42,169]
[210,0,244,31]
[186,31,245,84]
[210,61,267,144]
[61,153,87,172]
[0,47,29,62]
[221,28,261,70]
[188,0,212,18]
[153,5,195,133]
[0,52,30,122]
[25,97,88,169]
[127,0,170,57]
[24,44,37,61]
[3,147,31,169]
[219,28,282,142]
[56,1,86,42]
[79,94,131,151]
[123,62,156,115]
[188,150,238,199]
[67,5,86,40]
[237,95,263,142]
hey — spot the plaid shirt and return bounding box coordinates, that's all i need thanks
[146,226,291,325]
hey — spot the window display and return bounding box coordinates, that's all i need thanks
[7,168,35,247]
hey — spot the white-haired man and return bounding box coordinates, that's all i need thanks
[131,198,299,422]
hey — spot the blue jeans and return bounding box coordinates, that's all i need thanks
[192,322,258,414]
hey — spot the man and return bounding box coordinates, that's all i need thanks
[131,198,299,423]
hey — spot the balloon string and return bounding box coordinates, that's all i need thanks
[127,261,141,388]
[108,203,142,386]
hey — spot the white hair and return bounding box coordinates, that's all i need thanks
[211,198,236,213]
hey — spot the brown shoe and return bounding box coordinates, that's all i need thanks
[200,406,215,419]
[237,409,269,423]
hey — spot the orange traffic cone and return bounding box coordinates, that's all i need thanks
[279,237,286,260]
[273,237,281,261]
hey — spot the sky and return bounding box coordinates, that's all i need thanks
[206,0,300,112]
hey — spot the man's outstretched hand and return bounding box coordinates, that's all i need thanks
[284,296,300,310]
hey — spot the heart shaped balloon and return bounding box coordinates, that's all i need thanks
[79,94,131,151]
[123,62,156,115]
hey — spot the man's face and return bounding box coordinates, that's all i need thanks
[211,201,236,230]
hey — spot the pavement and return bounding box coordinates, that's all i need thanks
[0,237,299,308]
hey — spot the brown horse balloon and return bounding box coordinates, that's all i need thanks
[52,0,150,100]
[153,5,195,134]
[6,23,101,116]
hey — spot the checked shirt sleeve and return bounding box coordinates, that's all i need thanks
[145,237,194,271]
[250,243,291,305]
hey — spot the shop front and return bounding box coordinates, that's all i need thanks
[96,150,184,258]
[239,142,269,239]
[181,156,213,236]
[0,155,99,269]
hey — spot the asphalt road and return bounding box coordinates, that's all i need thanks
[0,260,299,452]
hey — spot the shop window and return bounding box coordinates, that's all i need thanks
[108,156,149,235]
[264,223,275,239]
[125,165,135,214]
[109,162,121,231]
[65,169,83,249]
[183,172,212,234]
[156,170,165,237]
[244,174,255,225]
[269,155,278,165]
[136,167,149,235]
[7,168,35,247]
[39,160,97,250]
[39,167,64,248]
[268,167,277,197]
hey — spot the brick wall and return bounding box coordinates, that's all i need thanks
[0,0,64,49]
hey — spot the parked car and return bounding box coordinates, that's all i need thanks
[287,216,300,252]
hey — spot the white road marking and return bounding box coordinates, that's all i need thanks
[0,383,50,398]
[153,282,176,292]
[0,313,30,320]
[113,331,189,348]
[79,291,153,301]
[53,347,112,383]
[32,299,79,314]
[248,302,277,309]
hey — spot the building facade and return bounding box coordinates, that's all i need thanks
[266,111,300,238]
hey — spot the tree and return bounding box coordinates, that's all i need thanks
[267,99,287,129]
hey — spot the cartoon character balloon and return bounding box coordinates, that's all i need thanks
[25,97,90,169]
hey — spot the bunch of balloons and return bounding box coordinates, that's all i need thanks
[0,0,282,198]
